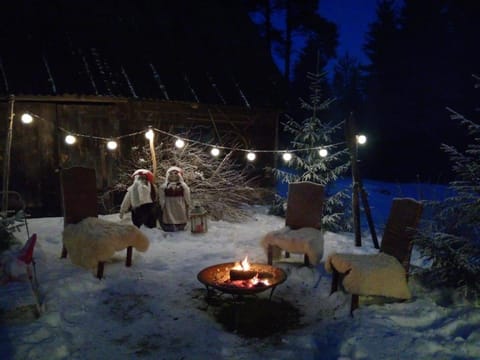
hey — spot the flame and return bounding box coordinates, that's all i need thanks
[240,256,250,270]
[231,255,251,271]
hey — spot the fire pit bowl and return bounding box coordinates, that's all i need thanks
[197,262,287,296]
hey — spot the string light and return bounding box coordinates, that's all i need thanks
[246,152,256,161]
[175,138,185,149]
[356,134,367,145]
[21,113,33,124]
[282,152,292,162]
[145,129,154,140]
[65,135,76,145]
[210,147,220,157]
[106,140,118,150]
[56,126,353,161]
[318,148,328,157]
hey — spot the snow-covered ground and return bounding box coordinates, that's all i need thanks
[1,180,479,359]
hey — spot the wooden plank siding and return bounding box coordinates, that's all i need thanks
[1,96,279,216]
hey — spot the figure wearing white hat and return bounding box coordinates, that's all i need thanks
[159,166,191,231]
[119,169,157,228]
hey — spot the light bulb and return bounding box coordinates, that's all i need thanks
[282,152,292,162]
[21,113,33,124]
[210,147,220,157]
[319,148,328,157]
[357,134,367,145]
[65,135,76,145]
[107,140,118,150]
[145,129,154,140]
[246,152,256,161]
[175,138,185,148]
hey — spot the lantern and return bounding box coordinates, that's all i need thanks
[190,204,208,233]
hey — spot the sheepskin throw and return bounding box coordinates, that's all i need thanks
[63,217,149,269]
[325,252,411,300]
[260,226,324,265]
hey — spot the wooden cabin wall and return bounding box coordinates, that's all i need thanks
[1,99,279,216]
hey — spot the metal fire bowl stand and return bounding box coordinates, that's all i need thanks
[197,262,287,299]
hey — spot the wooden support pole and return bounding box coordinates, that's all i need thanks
[2,95,15,213]
[346,113,378,248]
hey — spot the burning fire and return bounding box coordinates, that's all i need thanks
[228,256,270,288]
[231,255,251,271]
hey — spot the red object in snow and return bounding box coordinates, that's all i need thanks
[17,233,37,265]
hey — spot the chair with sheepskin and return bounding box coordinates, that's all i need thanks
[260,181,325,266]
[60,167,149,279]
[325,198,424,315]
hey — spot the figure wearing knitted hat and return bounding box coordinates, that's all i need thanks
[119,169,157,228]
[159,166,191,231]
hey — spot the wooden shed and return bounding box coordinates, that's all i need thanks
[0,95,280,215]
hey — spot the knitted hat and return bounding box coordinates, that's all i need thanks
[132,169,154,184]
[166,166,183,176]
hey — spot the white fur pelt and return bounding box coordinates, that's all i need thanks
[63,217,149,269]
[260,226,324,265]
[325,252,411,299]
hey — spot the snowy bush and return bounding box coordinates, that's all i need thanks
[107,131,270,222]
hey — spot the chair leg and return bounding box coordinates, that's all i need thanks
[61,245,68,259]
[304,254,310,266]
[267,245,273,265]
[350,294,359,316]
[97,262,105,279]
[331,268,339,294]
[126,246,133,267]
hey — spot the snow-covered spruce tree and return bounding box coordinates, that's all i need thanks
[272,70,351,232]
[105,131,269,222]
[414,103,480,299]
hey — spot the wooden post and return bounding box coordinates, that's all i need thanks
[346,113,378,248]
[148,127,157,179]
[346,113,362,247]
[2,95,15,213]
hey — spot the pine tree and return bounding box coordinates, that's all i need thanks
[273,67,350,231]
[414,78,480,299]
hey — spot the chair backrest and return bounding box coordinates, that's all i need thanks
[285,181,325,230]
[380,198,424,272]
[60,166,98,226]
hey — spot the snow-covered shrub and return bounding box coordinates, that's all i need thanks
[107,131,269,222]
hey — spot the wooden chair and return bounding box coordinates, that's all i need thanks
[260,182,325,266]
[60,166,98,259]
[60,166,146,279]
[326,198,424,314]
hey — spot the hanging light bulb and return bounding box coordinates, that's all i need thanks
[246,152,256,161]
[21,113,33,124]
[318,148,328,157]
[282,152,292,162]
[210,147,220,157]
[107,140,118,150]
[145,129,154,140]
[356,134,367,145]
[175,138,185,148]
[65,134,77,145]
